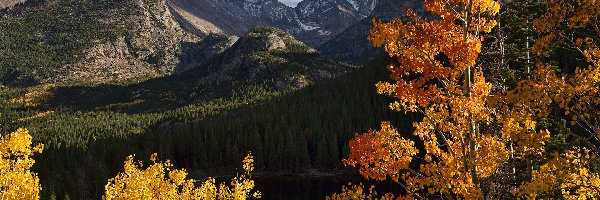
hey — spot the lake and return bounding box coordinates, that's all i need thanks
[252,174,403,199]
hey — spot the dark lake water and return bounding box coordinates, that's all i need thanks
[251,174,402,200]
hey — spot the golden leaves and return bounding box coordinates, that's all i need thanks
[356,0,508,198]
[218,153,261,200]
[327,183,396,200]
[346,0,600,198]
[0,128,44,200]
[532,0,600,55]
[103,152,260,200]
[474,135,509,178]
[518,149,600,199]
[6,84,55,108]
[17,111,54,122]
[242,153,254,173]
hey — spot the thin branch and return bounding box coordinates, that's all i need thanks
[443,0,466,22]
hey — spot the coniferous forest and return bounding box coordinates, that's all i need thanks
[2,57,413,199]
[1,0,600,199]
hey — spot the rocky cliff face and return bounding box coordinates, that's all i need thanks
[1,0,360,87]
[167,0,377,46]
[64,0,198,84]
[201,26,347,91]
[48,27,350,107]
[318,0,424,63]
[0,0,198,86]
[177,33,239,72]
[0,0,26,10]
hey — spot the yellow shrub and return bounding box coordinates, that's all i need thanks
[0,128,44,200]
[104,153,260,200]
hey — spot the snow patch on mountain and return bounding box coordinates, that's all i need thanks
[318,30,331,35]
[169,0,378,46]
[298,20,319,31]
[278,0,302,7]
[347,0,359,10]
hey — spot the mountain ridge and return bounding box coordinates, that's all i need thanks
[318,0,425,63]
[0,0,197,86]
[37,26,350,113]
[167,0,378,46]
[1,0,363,87]
[0,0,26,9]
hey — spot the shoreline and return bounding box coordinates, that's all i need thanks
[195,168,357,180]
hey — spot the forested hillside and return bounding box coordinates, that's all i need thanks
[1,0,599,199]
[0,0,195,86]
[1,26,349,147]
[2,57,409,199]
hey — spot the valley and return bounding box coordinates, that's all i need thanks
[0,0,407,198]
[1,0,598,199]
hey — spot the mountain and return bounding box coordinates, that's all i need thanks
[318,0,424,63]
[0,0,370,87]
[167,0,378,46]
[0,0,26,9]
[201,26,347,91]
[1,57,395,200]
[177,33,240,72]
[0,0,197,86]
[0,25,356,199]
[0,1,401,199]
[39,26,350,113]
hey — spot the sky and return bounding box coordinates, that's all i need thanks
[278,0,302,7]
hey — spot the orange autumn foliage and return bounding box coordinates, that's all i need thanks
[518,149,600,199]
[335,0,600,199]
[510,0,600,197]
[343,0,505,198]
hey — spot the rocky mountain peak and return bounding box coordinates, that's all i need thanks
[240,27,288,52]
[198,26,336,90]
[167,0,378,46]
[0,0,199,86]
[228,26,315,57]
[318,0,424,63]
[0,0,26,10]
[296,0,377,18]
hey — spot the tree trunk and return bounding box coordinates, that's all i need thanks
[464,0,480,186]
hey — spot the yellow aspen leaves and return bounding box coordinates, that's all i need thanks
[17,111,54,122]
[518,149,600,199]
[345,0,506,197]
[337,0,600,198]
[0,128,44,200]
[532,0,600,55]
[103,153,260,200]
[6,84,55,108]
[327,183,396,200]
[217,154,261,200]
